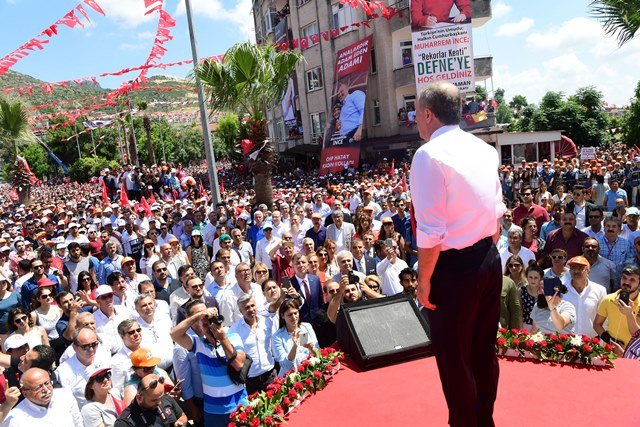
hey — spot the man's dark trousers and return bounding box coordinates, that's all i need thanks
[426,237,501,427]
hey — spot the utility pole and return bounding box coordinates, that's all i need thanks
[185,0,221,204]
[126,85,139,166]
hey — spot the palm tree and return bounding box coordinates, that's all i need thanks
[589,0,640,46]
[0,98,34,204]
[138,101,156,165]
[195,42,301,207]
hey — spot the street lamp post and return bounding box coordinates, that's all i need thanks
[185,0,221,205]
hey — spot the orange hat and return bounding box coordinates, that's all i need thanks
[121,256,135,266]
[130,348,161,368]
[567,256,589,267]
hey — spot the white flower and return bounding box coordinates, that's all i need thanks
[570,335,583,346]
[288,372,299,382]
[530,332,545,343]
[249,399,260,408]
[308,357,321,366]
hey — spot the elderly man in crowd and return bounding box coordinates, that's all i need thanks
[563,256,607,336]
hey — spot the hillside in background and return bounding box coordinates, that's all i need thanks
[0,71,197,115]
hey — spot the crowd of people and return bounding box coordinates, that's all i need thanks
[0,140,640,425]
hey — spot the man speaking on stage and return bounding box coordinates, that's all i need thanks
[410,81,506,427]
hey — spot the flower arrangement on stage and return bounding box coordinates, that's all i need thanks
[496,328,617,367]
[228,347,343,426]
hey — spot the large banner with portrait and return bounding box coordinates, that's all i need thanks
[410,0,475,93]
[319,35,373,175]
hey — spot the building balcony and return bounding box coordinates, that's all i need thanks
[393,64,416,88]
[472,0,492,28]
[474,55,493,82]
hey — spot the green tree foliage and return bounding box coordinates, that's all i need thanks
[496,103,513,125]
[475,86,487,102]
[213,113,241,162]
[589,0,640,46]
[509,95,529,112]
[514,87,611,147]
[69,156,119,182]
[494,88,506,105]
[622,81,640,147]
[20,143,51,178]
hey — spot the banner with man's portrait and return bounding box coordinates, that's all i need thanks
[319,35,373,175]
[410,0,475,93]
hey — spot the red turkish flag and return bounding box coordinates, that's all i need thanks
[292,39,299,49]
[241,139,254,155]
[310,34,319,45]
[140,196,152,217]
[83,0,105,15]
[119,184,130,207]
[101,180,109,205]
[322,32,329,41]
[300,37,309,50]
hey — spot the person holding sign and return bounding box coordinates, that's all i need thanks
[411,81,505,427]
[411,0,471,29]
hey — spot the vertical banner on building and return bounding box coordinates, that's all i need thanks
[282,77,297,131]
[274,17,289,51]
[319,35,373,175]
[410,0,475,93]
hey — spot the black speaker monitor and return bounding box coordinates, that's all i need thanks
[336,293,432,370]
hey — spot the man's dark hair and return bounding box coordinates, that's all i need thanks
[572,184,585,192]
[417,82,461,125]
[177,264,193,278]
[30,345,57,371]
[107,271,124,286]
[18,258,33,272]
[67,242,80,251]
[520,185,532,195]
[38,248,53,260]
[622,265,640,278]
[590,207,604,216]
[54,291,72,305]
[398,267,417,282]
[185,298,206,316]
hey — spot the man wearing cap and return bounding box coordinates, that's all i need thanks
[94,281,133,351]
[562,256,607,336]
[121,256,150,295]
[8,239,35,275]
[621,207,640,241]
[411,82,505,426]
[1,368,82,427]
[326,210,355,253]
[255,223,279,275]
[55,327,111,406]
[65,222,88,245]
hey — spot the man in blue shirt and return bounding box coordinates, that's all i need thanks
[171,302,248,426]
[337,82,365,144]
[604,180,628,211]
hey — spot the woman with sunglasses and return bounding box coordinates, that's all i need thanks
[82,367,125,427]
[187,230,210,280]
[504,255,527,289]
[0,272,20,336]
[139,238,161,278]
[252,262,270,285]
[6,307,49,348]
[30,286,62,341]
[321,241,340,278]
[122,347,174,407]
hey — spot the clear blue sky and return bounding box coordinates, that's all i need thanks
[1,0,639,106]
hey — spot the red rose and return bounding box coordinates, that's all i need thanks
[288,389,297,398]
[251,418,260,427]
[591,337,600,345]
[549,334,558,341]
[497,337,506,346]
[238,412,248,422]
[520,328,529,335]
[301,359,310,367]
[512,338,520,345]
[274,404,284,415]
[525,339,534,348]
[498,328,507,334]
[313,370,322,378]
[266,390,274,399]
[283,397,291,406]
[304,378,313,386]
[294,382,304,391]
[511,328,519,334]
[228,422,236,427]
[332,357,340,365]
[540,340,548,347]
[265,416,273,425]
[582,344,593,353]
[555,344,563,351]
[605,344,613,352]
[297,365,305,373]
[559,334,569,340]
[320,348,330,356]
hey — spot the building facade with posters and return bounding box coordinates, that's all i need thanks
[251,0,494,166]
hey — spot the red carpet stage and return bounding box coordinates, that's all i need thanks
[287,356,640,426]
